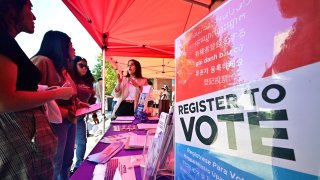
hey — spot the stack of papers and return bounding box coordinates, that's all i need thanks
[92,155,143,180]
[87,141,124,164]
[112,125,137,131]
[127,134,154,149]
[100,132,136,144]
[92,159,119,180]
[76,103,101,117]
[111,116,135,124]
[137,123,158,130]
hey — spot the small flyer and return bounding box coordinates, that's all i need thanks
[76,102,101,117]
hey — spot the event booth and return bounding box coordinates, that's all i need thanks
[65,0,320,179]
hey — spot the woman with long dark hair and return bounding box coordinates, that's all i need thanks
[0,1,72,179]
[69,56,95,173]
[32,30,86,180]
[112,59,148,118]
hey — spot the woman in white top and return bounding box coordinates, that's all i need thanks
[160,85,170,100]
[112,59,148,118]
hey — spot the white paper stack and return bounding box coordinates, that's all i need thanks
[100,132,136,144]
[128,134,154,149]
[87,141,124,164]
[137,123,158,130]
[111,116,135,124]
[92,155,142,180]
[76,103,101,117]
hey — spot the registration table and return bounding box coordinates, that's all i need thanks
[70,119,156,180]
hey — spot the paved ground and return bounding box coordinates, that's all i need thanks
[71,111,112,170]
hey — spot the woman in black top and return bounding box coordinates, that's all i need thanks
[69,56,96,173]
[0,1,73,179]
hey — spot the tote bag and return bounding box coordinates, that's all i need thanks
[38,85,62,123]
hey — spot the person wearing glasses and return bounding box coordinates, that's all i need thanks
[111,59,148,118]
[0,1,73,179]
[32,30,87,180]
[69,56,95,174]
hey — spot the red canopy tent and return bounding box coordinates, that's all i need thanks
[61,0,218,58]
[62,0,224,128]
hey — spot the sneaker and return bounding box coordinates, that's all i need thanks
[93,117,99,124]
[70,167,78,176]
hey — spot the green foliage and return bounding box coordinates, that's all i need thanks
[91,53,117,95]
[105,60,117,95]
[92,56,102,80]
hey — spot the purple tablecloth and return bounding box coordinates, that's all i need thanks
[70,121,148,180]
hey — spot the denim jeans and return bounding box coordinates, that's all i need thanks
[51,119,76,180]
[74,116,87,169]
[111,100,117,113]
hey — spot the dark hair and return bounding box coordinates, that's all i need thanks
[0,0,28,31]
[97,77,103,81]
[125,59,143,78]
[161,85,169,91]
[69,56,95,86]
[33,30,71,75]
[147,79,153,86]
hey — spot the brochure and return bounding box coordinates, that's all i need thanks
[115,116,135,121]
[142,111,170,179]
[76,102,101,117]
[110,120,133,124]
[87,141,124,164]
[114,155,138,180]
[92,158,119,180]
[92,155,143,180]
[137,123,158,130]
[127,134,154,149]
[158,106,175,170]
[135,85,151,120]
[141,107,175,179]
[100,132,136,144]
[112,125,137,132]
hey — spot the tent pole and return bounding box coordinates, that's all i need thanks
[102,47,106,133]
[101,33,107,133]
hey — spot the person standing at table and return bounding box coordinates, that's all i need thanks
[160,85,170,100]
[158,85,170,115]
[146,79,155,116]
[111,59,148,118]
[92,77,102,124]
[69,56,95,174]
[93,77,103,103]
[0,1,73,179]
[32,30,87,180]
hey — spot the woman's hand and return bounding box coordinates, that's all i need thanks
[55,87,73,100]
[117,71,123,83]
[78,101,90,109]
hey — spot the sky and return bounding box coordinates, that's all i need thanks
[16,0,101,68]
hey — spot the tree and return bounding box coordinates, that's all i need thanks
[91,53,117,95]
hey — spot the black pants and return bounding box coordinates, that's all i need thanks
[115,101,135,117]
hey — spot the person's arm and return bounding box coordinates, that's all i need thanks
[0,55,73,113]
[88,89,97,105]
[75,97,90,109]
[114,72,123,93]
[112,73,125,98]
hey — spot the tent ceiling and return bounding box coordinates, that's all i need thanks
[62,0,223,78]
